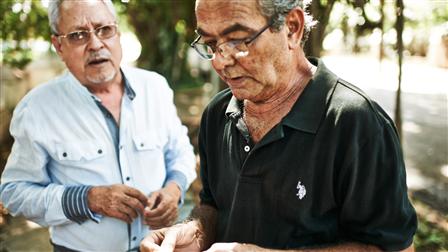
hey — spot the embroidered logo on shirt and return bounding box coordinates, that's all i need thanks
[296,181,306,199]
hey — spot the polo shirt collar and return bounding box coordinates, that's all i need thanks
[225,95,243,122]
[283,57,338,134]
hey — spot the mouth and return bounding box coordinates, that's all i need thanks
[87,58,110,66]
[226,76,248,87]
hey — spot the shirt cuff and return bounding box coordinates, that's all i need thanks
[62,185,100,224]
[164,170,187,205]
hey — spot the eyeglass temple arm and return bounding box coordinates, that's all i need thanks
[191,34,202,47]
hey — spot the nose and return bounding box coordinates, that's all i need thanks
[86,32,104,51]
[212,52,235,71]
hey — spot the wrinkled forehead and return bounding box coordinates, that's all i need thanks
[195,0,266,33]
[58,0,115,31]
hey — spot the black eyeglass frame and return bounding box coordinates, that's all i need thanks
[190,19,274,60]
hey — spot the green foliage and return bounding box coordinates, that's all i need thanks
[1,0,50,69]
[116,0,197,86]
[414,217,448,251]
[2,46,32,69]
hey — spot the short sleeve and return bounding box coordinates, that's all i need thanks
[198,106,217,208]
[337,122,417,251]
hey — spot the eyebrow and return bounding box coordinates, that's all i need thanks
[197,23,255,37]
[68,22,113,32]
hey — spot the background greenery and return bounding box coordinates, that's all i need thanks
[1,0,447,251]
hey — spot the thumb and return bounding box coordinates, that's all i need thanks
[147,192,160,210]
[140,239,162,252]
[159,230,178,252]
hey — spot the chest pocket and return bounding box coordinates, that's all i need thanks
[132,134,162,152]
[55,141,106,162]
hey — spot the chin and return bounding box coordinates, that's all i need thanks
[87,69,117,84]
[230,89,252,101]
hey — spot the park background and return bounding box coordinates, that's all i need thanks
[0,0,447,251]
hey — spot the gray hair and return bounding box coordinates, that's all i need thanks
[257,0,317,44]
[48,0,117,35]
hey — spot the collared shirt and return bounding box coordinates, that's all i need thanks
[0,66,196,251]
[198,58,416,251]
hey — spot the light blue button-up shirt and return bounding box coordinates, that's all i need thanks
[0,66,196,251]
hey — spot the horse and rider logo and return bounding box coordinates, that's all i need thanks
[296,180,306,200]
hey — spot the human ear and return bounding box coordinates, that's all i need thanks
[285,8,305,49]
[51,35,64,57]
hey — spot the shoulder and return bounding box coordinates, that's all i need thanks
[328,78,394,132]
[14,74,68,112]
[10,74,70,130]
[121,66,175,102]
[122,66,169,87]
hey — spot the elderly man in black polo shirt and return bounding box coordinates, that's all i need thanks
[141,0,417,251]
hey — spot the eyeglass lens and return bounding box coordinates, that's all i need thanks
[65,25,117,45]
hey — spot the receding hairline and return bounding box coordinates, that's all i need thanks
[48,0,117,34]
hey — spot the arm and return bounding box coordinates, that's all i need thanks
[205,242,414,252]
[0,103,68,226]
[161,85,197,198]
[140,203,218,252]
[0,102,148,226]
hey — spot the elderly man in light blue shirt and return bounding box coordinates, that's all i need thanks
[0,0,196,251]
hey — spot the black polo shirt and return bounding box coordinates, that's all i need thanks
[198,58,417,251]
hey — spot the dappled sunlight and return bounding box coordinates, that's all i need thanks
[322,54,448,95]
[441,165,448,178]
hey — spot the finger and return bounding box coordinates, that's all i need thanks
[146,192,160,210]
[204,242,239,252]
[140,239,162,252]
[146,207,176,225]
[160,230,179,252]
[113,210,133,223]
[123,195,145,214]
[118,203,139,221]
[144,202,175,220]
[145,194,174,217]
[124,186,149,206]
[146,211,177,230]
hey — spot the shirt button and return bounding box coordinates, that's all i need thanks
[97,149,103,154]
[140,143,144,147]
[126,177,130,181]
[132,236,137,241]
[119,145,123,150]
[244,145,250,152]
[62,152,67,157]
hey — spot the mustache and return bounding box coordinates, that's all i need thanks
[86,50,111,64]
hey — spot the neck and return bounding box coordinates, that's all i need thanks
[244,61,315,116]
[86,73,123,96]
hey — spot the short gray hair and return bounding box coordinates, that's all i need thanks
[48,0,117,35]
[257,0,317,44]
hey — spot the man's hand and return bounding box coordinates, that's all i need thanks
[144,182,181,229]
[204,243,262,252]
[87,184,147,223]
[140,221,202,252]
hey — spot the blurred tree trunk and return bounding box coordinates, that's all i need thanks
[123,0,196,86]
[394,0,404,140]
[379,0,385,61]
[305,0,336,57]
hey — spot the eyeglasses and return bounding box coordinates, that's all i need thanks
[56,24,118,46]
[191,20,273,60]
